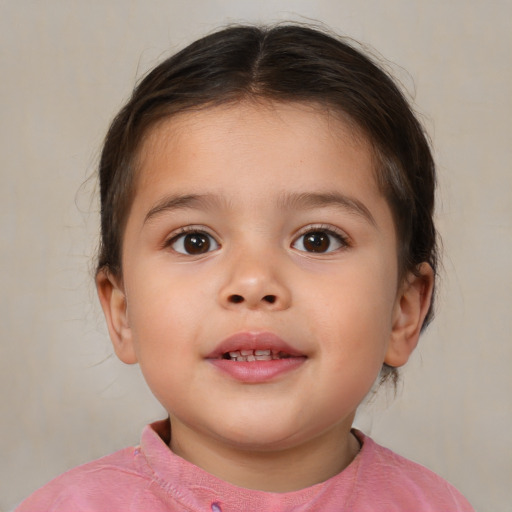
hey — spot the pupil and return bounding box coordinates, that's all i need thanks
[304,232,330,252]
[184,233,210,254]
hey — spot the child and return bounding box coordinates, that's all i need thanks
[17,24,474,511]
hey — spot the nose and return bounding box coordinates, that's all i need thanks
[218,250,292,311]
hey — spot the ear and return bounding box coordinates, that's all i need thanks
[96,269,138,364]
[385,263,434,368]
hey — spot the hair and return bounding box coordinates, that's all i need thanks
[97,24,438,384]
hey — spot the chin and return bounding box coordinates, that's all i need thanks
[212,418,316,453]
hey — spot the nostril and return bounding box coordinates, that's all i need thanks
[228,294,244,304]
[263,295,277,304]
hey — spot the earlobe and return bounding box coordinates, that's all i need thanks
[96,269,138,365]
[385,263,434,368]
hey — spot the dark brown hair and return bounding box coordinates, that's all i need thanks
[97,24,438,383]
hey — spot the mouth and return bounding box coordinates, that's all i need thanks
[207,331,306,383]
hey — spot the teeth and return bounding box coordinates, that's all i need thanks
[255,355,272,361]
[224,349,289,361]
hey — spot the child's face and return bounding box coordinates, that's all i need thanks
[99,101,428,458]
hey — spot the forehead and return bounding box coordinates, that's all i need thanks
[136,100,379,194]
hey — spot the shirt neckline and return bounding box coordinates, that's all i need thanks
[137,418,368,511]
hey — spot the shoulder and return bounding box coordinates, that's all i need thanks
[15,447,155,511]
[350,431,475,511]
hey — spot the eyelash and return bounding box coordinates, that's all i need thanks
[164,224,350,256]
[164,226,220,255]
[292,225,350,254]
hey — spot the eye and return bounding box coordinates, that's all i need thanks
[292,228,348,254]
[169,230,219,255]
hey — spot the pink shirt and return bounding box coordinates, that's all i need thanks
[17,419,474,511]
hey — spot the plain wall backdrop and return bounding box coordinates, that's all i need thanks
[1,1,511,510]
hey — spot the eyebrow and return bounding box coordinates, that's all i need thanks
[277,191,377,226]
[144,194,224,224]
[144,191,376,226]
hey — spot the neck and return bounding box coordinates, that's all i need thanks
[168,418,360,492]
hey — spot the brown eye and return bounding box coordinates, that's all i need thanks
[303,231,330,252]
[292,229,347,254]
[171,231,219,255]
[183,233,210,254]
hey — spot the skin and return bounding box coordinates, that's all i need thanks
[97,101,433,492]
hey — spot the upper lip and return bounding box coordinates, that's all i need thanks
[206,331,304,359]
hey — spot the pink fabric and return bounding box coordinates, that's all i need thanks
[17,419,474,511]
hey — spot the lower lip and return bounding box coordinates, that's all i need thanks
[208,358,306,383]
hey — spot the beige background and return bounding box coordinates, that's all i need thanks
[1,1,511,510]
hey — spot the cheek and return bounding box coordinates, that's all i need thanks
[125,271,194,352]
[124,257,224,363]
[308,263,396,319]
[303,265,396,357]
